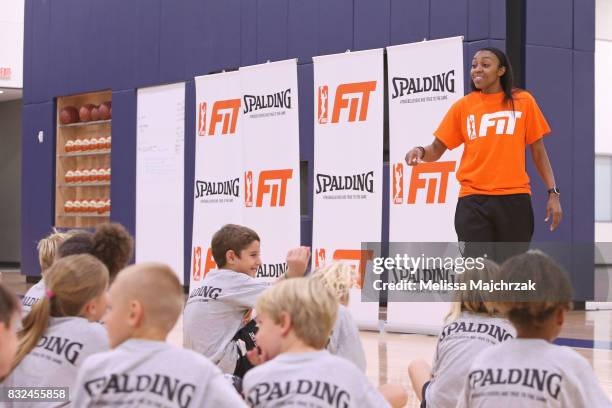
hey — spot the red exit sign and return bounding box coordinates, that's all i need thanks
[0,67,11,80]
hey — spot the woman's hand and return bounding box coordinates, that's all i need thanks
[404,139,448,166]
[545,194,562,231]
[404,147,424,166]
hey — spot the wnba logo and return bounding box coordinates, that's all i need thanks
[192,246,202,281]
[318,86,329,124]
[392,163,404,204]
[244,171,254,207]
[315,249,326,268]
[192,246,217,281]
[198,102,207,136]
[198,99,240,136]
[245,169,293,208]
[318,81,377,124]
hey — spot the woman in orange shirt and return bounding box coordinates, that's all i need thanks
[405,47,561,259]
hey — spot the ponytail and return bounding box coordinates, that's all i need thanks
[9,254,108,374]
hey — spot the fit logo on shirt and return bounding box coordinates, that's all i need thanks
[36,336,84,365]
[467,110,523,140]
[468,368,562,400]
[244,169,293,208]
[392,162,456,205]
[198,99,240,136]
[247,380,351,408]
[314,248,373,289]
[83,373,196,408]
[318,81,377,124]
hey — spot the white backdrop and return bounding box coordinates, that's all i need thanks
[386,37,464,333]
[312,49,384,329]
[240,59,301,281]
[190,60,301,291]
[136,82,185,283]
[191,71,243,288]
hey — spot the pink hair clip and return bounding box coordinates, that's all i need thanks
[45,289,55,299]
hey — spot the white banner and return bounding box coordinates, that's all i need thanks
[386,37,464,333]
[136,82,185,283]
[239,59,301,280]
[191,72,243,288]
[312,49,384,329]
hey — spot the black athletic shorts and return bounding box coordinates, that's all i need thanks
[455,193,534,263]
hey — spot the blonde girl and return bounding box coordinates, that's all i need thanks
[2,254,110,404]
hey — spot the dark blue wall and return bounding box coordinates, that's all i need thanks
[524,0,595,300]
[22,0,594,299]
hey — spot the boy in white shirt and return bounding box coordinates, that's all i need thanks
[183,223,309,376]
[72,262,246,407]
[458,250,612,407]
[243,277,407,408]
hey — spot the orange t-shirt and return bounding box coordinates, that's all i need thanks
[434,90,550,197]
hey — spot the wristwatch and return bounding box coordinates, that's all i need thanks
[547,187,560,195]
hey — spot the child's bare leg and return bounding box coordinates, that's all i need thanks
[408,358,432,401]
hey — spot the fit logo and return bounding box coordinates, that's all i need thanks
[392,163,404,205]
[406,161,456,204]
[314,248,374,289]
[192,246,217,281]
[199,99,240,136]
[318,81,377,124]
[318,86,329,124]
[469,110,523,139]
[244,169,293,208]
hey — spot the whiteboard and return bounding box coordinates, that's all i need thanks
[136,82,185,283]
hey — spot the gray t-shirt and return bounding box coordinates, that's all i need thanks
[21,279,46,317]
[2,316,109,407]
[457,338,612,408]
[183,269,269,374]
[327,304,367,372]
[72,338,247,408]
[426,312,516,408]
[243,350,390,408]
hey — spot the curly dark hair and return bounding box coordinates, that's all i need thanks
[91,223,134,281]
[57,223,134,281]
